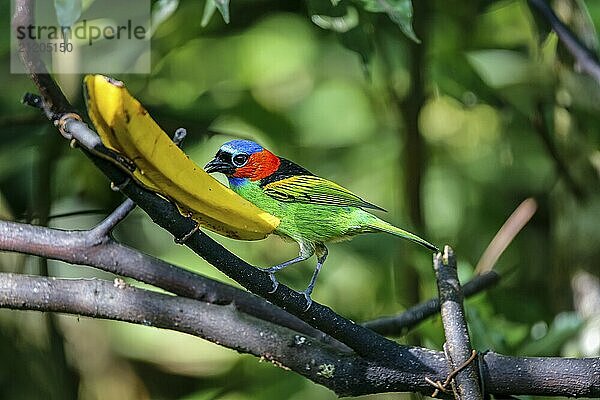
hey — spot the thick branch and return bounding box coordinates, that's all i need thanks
[363,271,500,336]
[1,272,598,398]
[0,272,450,397]
[434,248,482,399]
[0,219,341,349]
[481,353,599,397]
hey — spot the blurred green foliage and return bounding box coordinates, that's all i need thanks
[0,0,599,399]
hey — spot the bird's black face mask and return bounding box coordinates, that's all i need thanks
[204,151,236,175]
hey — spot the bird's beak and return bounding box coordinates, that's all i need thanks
[204,158,234,175]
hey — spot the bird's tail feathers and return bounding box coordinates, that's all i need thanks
[368,219,439,253]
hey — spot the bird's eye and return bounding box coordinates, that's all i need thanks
[232,153,249,167]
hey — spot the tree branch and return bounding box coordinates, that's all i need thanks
[89,198,136,239]
[0,272,377,396]
[363,271,500,336]
[528,0,600,85]
[0,272,456,397]
[1,272,598,397]
[434,247,482,399]
[0,214,499,346]
[0,218,344,350]
[12,0,74,117]
[399,0,430,335]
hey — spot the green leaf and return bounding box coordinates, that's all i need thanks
[202,0,230,27]
[152,0,179,34]
[311,6,359,33]
[466,50,531,88]
[214,0,230,24]
[53,0,82,28]
[359,0,419,43]
[307,0,373,66]
[201,0,217,27]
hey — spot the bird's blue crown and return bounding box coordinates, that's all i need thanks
[221,139,263,155]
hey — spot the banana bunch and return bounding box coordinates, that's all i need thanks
[83,74,280,240]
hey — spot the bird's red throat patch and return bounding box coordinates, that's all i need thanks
[233,149,281,181]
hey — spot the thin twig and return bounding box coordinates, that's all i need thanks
[475,199,537,274]
[172,128,187,146]
[12,1,73,117]
[363,271,500,335]
[433,247,482,400]
[89,198,136,239]
[531,102,585,200]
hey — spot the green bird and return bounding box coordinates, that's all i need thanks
[205,140,439,308]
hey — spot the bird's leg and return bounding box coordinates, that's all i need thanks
[302,244,328,311]
[264,245,314,294]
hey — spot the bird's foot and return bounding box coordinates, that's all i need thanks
[265,269,279,294]
[301,290,313,312]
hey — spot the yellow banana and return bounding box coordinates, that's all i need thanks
[83,74,280,240]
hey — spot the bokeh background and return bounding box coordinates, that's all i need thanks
[0,0,599,399]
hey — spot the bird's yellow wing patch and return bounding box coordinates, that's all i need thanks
[263,175,385,211]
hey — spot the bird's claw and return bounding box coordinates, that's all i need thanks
[267,272,279,294]
[301,291,313,312]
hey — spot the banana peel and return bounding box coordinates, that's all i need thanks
[83,74,280,240]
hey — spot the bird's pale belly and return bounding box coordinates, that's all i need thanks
[272,202,375,243]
